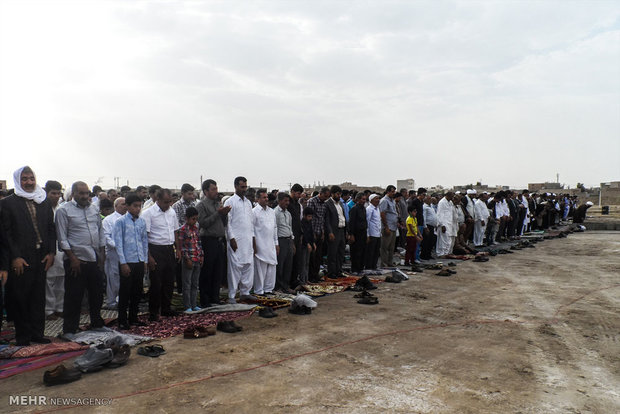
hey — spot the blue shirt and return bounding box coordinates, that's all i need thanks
[340,199,350,222]
[113,212,148,265]
[366,204,382,237]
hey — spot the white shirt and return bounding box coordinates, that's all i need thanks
[142,198,156,211]
[102,211,122,252]
[474,199,490,223]
[423,203,438,227]
[224,194,255,265]
[465,195,476,219]
[141,203,180,245]
[437,197,457,236]
[334,200,346,228]
[366,204,381,237]
[252,205,278,265]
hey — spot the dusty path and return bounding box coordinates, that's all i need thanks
[2,231,619,414]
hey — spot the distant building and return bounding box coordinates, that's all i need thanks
[0,180,6,191]
[304,181,385,195]
[396,179,415,192]
[452,182,508,193]
[528,182,563,192]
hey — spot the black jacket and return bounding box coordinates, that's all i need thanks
[348,204,367,235]
[324,198,346,236]
[0,195,56,271]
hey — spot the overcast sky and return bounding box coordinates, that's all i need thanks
[1,0,618,192]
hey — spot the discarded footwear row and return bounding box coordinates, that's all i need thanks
[183,325,216,339]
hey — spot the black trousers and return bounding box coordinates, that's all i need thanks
[327,228,345,277]
[148,244,175,316]
[9,248,46,343]
[118,262,144,324]
[309,234,324,282]
[421,226,436,260]
[350,231,366,273]
[199,236,226,307]
[63,260,104,334]
[364,236,381,270]
[290,236,303,287]
[276,237,294,291]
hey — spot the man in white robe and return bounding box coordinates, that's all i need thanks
[473,193,490,247]
[224,177,256,303]
[252,189,278,296]
[436,192,457,257]
[464,189,477,242]
[102,197,126,309]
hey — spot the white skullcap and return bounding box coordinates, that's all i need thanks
[455,191,461,194]
[369,194,379,201]
[586,201,594,206]
[466,189,476,195]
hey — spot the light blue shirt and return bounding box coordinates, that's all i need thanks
[366,204,382,237]
[379,196,398,231]
[114,212,148,265]
[340,199,350,222]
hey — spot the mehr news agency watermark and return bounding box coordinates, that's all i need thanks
[7,395,113,407]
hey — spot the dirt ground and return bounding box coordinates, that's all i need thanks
[2,231,619,414]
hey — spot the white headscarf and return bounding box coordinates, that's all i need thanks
[13,166,47,204]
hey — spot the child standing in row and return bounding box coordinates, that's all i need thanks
[405,206,423,266]
[177,207,204,313]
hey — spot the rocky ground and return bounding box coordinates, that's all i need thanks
[2,231,619,414]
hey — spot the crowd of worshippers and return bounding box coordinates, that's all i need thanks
[0,166,593,346]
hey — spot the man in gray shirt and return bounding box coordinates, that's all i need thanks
[275,193,295,293]
[379,185,398,267]
[196,179,230,307]
[56,181,106,334]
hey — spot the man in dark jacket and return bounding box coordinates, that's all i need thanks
[0,166,56,346]
[324,185,346,279]
[348,193,368,274]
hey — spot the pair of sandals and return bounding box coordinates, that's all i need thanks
[258,307,278,318]
[137,344,166,357]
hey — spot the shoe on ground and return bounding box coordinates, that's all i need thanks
[193,306,202,312]
[184,308,194,314]
[44,364,82,386]
[74,346,114,373]
[217,321,238,333]
[436,269,452,277]
[258,307,277,318]
[226,298,237,304]
[229,321,243,331]
[239,294,258,302]
[106,344,131,368]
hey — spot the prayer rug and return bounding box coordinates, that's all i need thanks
[0,341,89,359]
[0,350,86,379]
[301,276,382,296]
[240,295,291,310]
[124,309,255,339]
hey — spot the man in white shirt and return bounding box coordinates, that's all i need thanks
[102,197,126,310]
[436,192,457,257]
[224,177,256,303]
[365,194,381,270]
[421,195,438,260]
[473,193,490,247]
[142,184,161,211]
[252,189,278,296]
[141,188,180,321]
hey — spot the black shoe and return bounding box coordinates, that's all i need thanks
[217,321,237,333]
[229,321,243,331]
[31,337,52,344]
[44,364,82,386]
[258,307,277,318]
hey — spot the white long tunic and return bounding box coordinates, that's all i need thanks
[474,199,490,223]
[224,194,255,266]
[252,205,278,265]
[437,197,457,237]
[465,195,476,219]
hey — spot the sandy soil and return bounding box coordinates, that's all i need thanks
[2,231,619,414]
